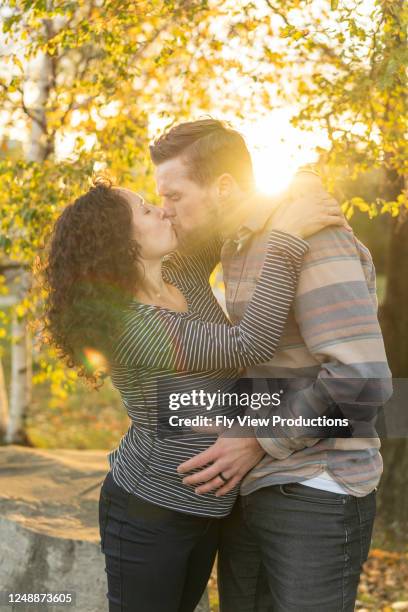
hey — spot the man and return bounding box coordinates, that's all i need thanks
[149,119,392,611]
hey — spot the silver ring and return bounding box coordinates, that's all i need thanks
[219,472,229,483]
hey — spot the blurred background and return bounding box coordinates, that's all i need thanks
[0,1,407,609]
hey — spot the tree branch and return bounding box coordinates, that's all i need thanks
[264,0,348,67]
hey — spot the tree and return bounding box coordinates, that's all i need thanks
[0,356,8,437]
[262,0,407,366]
[1,0,406,526]
[0,0,266,442]
[258,0,407,528]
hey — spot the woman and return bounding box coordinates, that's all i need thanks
[40,176,343,612]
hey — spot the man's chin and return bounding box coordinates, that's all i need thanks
[176,226,217,255]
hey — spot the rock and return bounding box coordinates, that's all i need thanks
[0,445,210,612]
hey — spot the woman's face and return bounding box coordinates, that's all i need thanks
[116,188,178,259]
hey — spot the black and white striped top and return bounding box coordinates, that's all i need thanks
[107,230,308,517]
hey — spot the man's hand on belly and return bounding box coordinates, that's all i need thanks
[177,428,266,496]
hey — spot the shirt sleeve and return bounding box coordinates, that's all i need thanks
[254,227,393,460]
[113,231,309,371]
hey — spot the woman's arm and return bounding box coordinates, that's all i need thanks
[113,230,308,371]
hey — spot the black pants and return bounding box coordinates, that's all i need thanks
[98,470,219,612]
[218,482,376,612]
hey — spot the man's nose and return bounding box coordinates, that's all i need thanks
[162,203,177,219]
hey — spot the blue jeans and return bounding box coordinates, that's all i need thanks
[99,470,219,612]
[218,482,376,612]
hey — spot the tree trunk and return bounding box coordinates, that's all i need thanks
[376,439,408,540]
[375,0,408,530]
[26,48,54,162]
[5,314,32,445]
[0,294,18,443]
[4,29,55,445]
[379,215,408,377]
[377,172,408,529]
[377,220,408,529]
[0,358,8,439]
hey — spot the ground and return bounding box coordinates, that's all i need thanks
[1,358,406,610]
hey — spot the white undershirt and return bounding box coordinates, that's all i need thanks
[300,470,348,494]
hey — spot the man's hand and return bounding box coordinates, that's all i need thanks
[177,429,265,497]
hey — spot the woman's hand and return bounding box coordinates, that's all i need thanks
[271,193,348,239]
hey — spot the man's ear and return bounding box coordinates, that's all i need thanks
[215,173,236,200]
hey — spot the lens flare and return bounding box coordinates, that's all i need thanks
[83,347,108,373]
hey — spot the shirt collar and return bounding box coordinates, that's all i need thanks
[223,168,321,253]
[226,197,281,253]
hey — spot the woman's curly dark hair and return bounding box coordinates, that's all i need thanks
[37,176,142,388]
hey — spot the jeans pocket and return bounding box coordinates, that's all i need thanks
[279,482,347,505]
[99,491,111,551]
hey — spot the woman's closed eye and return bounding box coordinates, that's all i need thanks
[138,200,151,215]
[136,195,151,214]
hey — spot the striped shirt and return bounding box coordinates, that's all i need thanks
[107,230,309,517]
[221,175,393,497]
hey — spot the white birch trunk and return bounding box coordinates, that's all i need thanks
[4,33,54,444]
[0,357,8,438]
[5,314,32,444]
[0,294,17,440]
[26,49,53,162]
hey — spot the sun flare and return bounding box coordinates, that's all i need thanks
[251,147,298,195]
[241,110,329,196]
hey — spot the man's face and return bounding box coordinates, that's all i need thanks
[155,156,219,251]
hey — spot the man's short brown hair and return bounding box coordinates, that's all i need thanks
[149,118,255,190]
